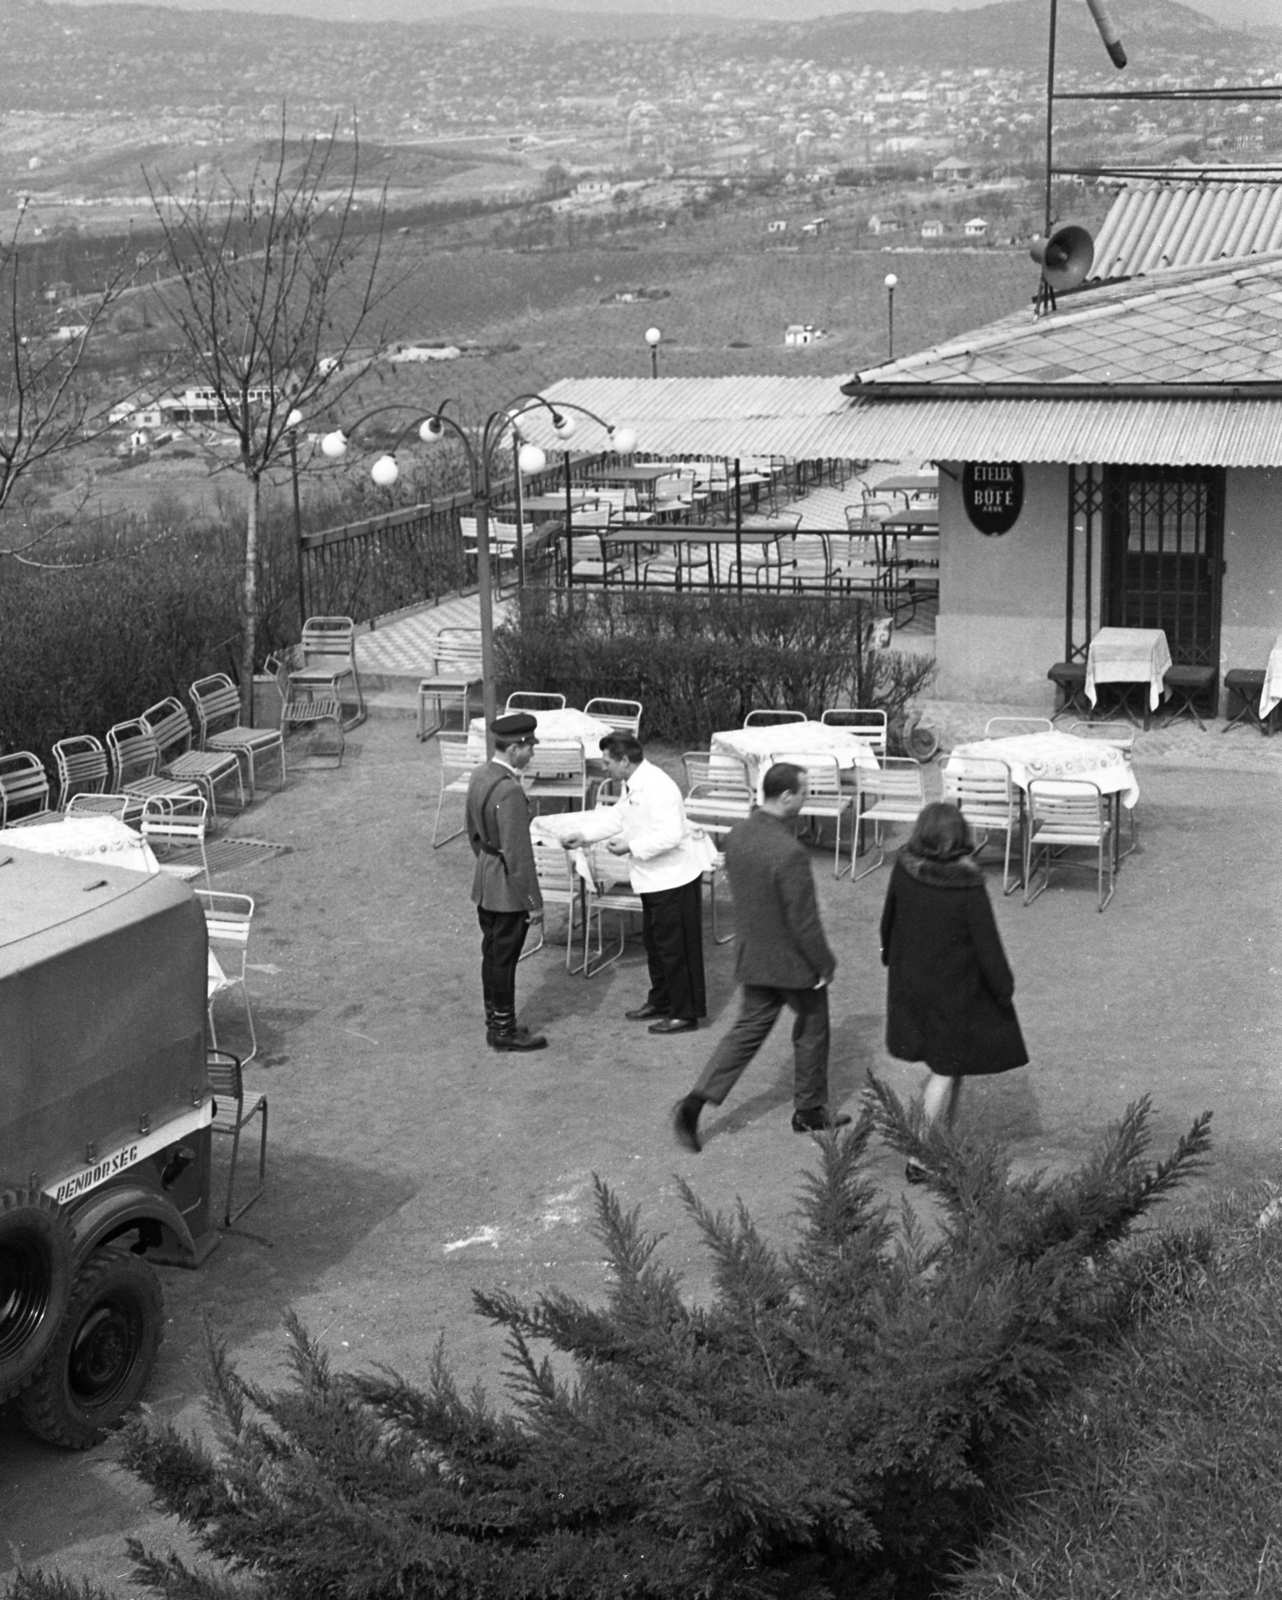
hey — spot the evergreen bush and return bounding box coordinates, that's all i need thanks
[496,589,938,747]
[7,1087,1214,1600]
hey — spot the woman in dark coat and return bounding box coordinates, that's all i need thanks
[880,801,1028,1163]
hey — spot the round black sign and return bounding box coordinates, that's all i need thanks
[962,461,1023,536]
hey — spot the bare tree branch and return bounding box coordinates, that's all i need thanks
[145,110,403,710]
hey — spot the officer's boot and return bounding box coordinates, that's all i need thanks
[489,1009,547,1052]
[483,998,498,1045]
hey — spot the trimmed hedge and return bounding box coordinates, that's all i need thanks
[495,588,937,747]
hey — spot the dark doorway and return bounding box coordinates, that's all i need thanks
[1103,466,1223,672]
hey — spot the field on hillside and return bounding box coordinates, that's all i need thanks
[68,235,1037,523]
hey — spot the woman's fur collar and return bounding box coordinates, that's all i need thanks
[898,849,984,888]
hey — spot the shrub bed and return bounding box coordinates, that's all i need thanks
[0,514,298,761]
[496,588,937,747]
[5,1089,1216,1600]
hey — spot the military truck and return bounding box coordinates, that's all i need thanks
[0,846,217,1447]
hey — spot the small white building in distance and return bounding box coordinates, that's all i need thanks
[868,214,903,236]
[964,216,989,239]
[920,218,945,239]
[785,323,824,346]
[800,217,829,236]
[767,219,788,234]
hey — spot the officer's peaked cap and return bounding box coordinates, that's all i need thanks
[491,712,539,740]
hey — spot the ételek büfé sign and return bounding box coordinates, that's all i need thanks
[962,462,1023,536]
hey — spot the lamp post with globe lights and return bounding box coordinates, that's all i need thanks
[320,397,636,741]
[645,326,662,379]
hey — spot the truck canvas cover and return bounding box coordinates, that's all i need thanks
[0,849,207,1192]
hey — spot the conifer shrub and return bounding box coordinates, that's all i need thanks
[496,589,937,747]
[2,1086,1214,1600]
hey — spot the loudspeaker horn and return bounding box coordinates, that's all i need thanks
[1030,224,1095,292]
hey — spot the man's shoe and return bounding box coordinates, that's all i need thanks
[490,1028,548,1052]
[625,1002,669,1021]
[649,1017,698,1035]
[672,1095,703,1153]
[791,1107,853,1134]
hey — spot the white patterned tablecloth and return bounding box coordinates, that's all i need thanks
[1260,634,1282,718]
[0,815,159,872]
[1085,627,1172,712]
[468,708,615,759]
[947,732,1139,808]
[710,722,879,797]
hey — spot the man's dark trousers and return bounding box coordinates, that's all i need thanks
[478,907,530,1014]
[640,877,706,1022]
[693,984,830,1111]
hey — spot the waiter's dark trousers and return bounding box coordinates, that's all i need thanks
[478,907,530,1014]
[640,875,706,1021]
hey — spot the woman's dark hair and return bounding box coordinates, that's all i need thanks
[906,801,975,862]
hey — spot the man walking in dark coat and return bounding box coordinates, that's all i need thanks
[673,762,852,1151]
[465,712,546,1052]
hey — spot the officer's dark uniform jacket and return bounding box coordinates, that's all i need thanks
[464,757,543,915]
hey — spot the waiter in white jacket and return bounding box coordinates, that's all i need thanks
[561,733,713,1035]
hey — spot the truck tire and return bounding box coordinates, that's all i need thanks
[17,1249,164,1449]
[0,1188,74,1403]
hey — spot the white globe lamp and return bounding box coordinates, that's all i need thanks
[371,455,399,487]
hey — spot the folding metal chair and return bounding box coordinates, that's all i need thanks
[197,890,257,1064]
[852,757,927,880]
[206,1049,267,1226]
[1024,779,1115,912]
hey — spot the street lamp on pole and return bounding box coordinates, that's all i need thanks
[645,325,662,379]
[285,407,306,629]
[319,397,636,745]
[884,273,898,362]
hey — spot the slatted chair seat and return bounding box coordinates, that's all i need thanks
[0,752,58,828]
[943,756,1021,896]
[416,628,484,741]
[264,655,344,768]
[142,697,246,816]
[106,720,204,813]
[521,839,588,972]
[140,794,211,887]
[1024,779,1114,912]
[53,735,112,809]
[852,757,928,880]
[773,749,855,878]
[681,751,754,839]
[523,742,588,812]
[289,615,365,729]
[432,731,485,848]
[583,698,642,736]
[820,707,888,759]
[190,674,287,798]
[580,842,644,978]
[206,1049,267,1227]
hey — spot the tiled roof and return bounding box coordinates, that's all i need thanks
[1090,169,1282,283]
[850,255,1282,387]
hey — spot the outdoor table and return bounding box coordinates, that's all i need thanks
[1085,626,1172,728]
[947,731,1139,876]
[597,525,779,588]
[946,732,1139,809]
[0,815,159,873]
[1259,632,1282,719]
[873,474,939,503]
[710,721,880,799]
[877,506,939,534]
[467,707,615,761]
[496,491,594,516]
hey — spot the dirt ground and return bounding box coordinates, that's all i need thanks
[3,716,1281,1591]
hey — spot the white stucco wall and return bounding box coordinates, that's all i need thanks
[931,461,1281,707]
[932,461,1070,708]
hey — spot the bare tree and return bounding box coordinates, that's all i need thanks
[0,205,142,566]
[147,117,399,711]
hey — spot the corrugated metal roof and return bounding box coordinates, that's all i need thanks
[852,255,1282,387]
[534,378,1282,467]
[1091,169,1282,283]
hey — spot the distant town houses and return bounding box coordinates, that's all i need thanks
[784,323,825,346]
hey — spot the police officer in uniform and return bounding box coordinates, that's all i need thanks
[464,712,546,1052]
